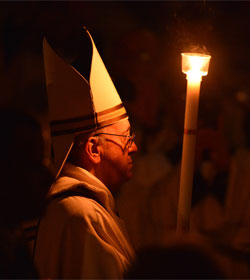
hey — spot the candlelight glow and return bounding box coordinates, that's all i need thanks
[181,53,211,79]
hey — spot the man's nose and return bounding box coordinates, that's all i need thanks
[129,141,138,154]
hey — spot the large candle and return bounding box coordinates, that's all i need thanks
[177,53,211,233]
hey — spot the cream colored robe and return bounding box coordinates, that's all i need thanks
[34,163,135,279]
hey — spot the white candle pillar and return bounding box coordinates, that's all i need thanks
[177,53,211,233]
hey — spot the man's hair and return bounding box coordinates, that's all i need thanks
[67,131,92,167]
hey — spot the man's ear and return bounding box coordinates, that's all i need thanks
[85,136,101,164]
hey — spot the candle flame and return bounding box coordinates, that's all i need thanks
[181,53,211,79]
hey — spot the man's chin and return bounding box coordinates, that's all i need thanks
[126,170,133,180]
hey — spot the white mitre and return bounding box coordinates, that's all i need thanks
[43,27,128,176]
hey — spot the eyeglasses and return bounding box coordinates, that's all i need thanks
[94,132,135,148]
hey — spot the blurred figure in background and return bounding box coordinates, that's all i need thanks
[224,111,250,253]
[125,234,225,279]
[0,107,53,278]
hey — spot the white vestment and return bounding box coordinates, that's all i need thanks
[34,163,135,279]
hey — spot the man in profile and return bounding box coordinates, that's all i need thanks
[34,28,138,279]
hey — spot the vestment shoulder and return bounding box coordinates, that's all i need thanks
[48,194,103,225]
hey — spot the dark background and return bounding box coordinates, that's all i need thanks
[0,2,250,267]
